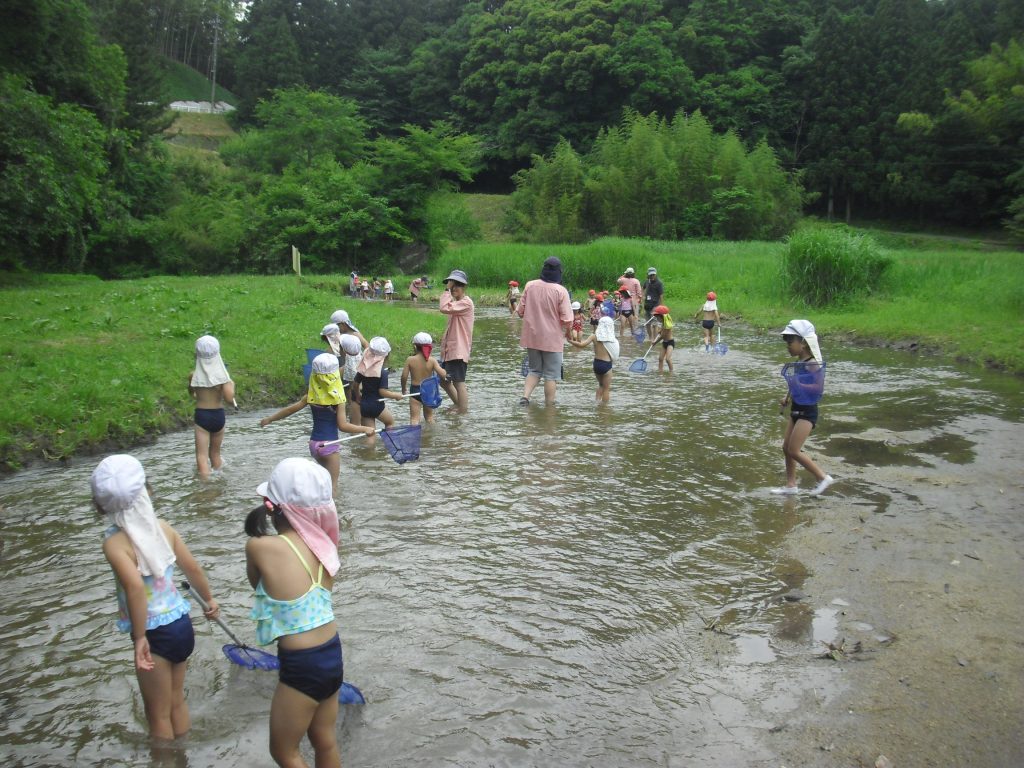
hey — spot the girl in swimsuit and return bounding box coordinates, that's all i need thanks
[188,335,236,478]
[352,336,405,432]
[259,353,374,491]
[247,458,345,767]
[92,455,219,741]
[569,316,619,403]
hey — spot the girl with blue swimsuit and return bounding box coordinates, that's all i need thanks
[247,458,345,767]
[259,353,374,491]
[568,316,619,403]
[92,455,219,741]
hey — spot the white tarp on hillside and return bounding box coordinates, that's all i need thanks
[169,100,235,114]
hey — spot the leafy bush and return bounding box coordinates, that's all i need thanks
[783,226,892,306]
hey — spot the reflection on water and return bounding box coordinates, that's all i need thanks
[1,310,1021,766]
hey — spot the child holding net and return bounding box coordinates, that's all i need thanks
[92,454,219,741]
[401,332,448,425]
[259,353,375,491]
[771,319,834,496]
[246,458,346,767]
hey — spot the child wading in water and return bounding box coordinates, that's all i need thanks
[259,353,375,491]
[506,280,520,315]
[772,319,835,496]
[568,301,584,342]
[352,337,405,431]
[695,291,721,351]
[569,315,619,402]
[188,335,236,478]
[92,454,219,741]
[651,304,675,372]
[247,458,346,767]
[401,332,448,425]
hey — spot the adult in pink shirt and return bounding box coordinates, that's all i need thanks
[439,269,475,413]
[516,256,573,406]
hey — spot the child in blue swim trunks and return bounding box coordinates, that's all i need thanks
[352,336,405,431]
[772,319,835,496]
[188,335,236,478]
[92,454,220,741]
[259,353,374,492]
[246,458,346,767]
[569,316,619,403]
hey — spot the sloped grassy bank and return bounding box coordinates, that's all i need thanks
[1,232,1021,472]
[0,274,445,472]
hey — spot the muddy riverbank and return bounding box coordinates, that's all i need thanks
[760,418,1024,767]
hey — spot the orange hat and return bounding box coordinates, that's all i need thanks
[653,304,670,315]
[707,291,716,300]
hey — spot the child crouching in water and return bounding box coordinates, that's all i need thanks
[247,458,345,767]
[401,332,447,425]
[92,455,219,741]
[772,319,834,496]
[569,315,619,402]
[651,304,674,372]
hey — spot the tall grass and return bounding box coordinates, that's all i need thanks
[0,274,444,470]
[783,226,892,306]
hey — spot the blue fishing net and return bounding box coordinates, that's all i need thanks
[222,644,279,671]
[419,375,442,408]
[782,361,826,405]
[628,357,649,373]
[632,325,646,342]
[339,682,366,704]
[381,425,422,464]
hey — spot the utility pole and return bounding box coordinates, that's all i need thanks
[209,17,220,113]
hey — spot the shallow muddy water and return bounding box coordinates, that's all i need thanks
[1,309,1021,767]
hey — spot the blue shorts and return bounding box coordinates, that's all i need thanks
[194,408,225,434]
[593,359,613,376]
[146,614,195,664]
[702,320,716,329]
[791,403,819,428]
[279,634,343,702]
[360,400,385,420]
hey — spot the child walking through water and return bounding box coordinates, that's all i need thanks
[772,319,835,496]
[569,315,619,402]
[259,353,375,491]
[401,332,448,425]
[188,335,236,478]
[92,454,219,741]
[247,458,346,768]
[651,305,675,372]
[695,291,721,351]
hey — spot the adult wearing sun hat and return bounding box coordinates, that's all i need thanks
[439,269,475,413]
[516,256,573,406]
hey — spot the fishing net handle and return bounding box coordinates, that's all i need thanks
[180,580,246,647]
[319,428,383,447]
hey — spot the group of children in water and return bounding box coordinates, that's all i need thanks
[94,272,833,766]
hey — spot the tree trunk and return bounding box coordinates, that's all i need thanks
[827,180,834,222]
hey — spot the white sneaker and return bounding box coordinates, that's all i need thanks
[809,475,835,496]
[770,486,799,495]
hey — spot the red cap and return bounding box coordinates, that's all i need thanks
[707,291,716,300]
[509,280,519,287]
[588,289,596,296]
[653,304,670,315]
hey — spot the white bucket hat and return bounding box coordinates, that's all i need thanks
[192,335,231,388]
[781,319,822,363]
[339,334,362,356]
[311,353,340,375]
[413,332,432,346]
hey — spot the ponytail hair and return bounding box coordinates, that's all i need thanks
[244,502,283,537]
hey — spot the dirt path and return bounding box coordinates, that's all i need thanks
[767,419,1024,767]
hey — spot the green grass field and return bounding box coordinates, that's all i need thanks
[1,212,1021,471]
